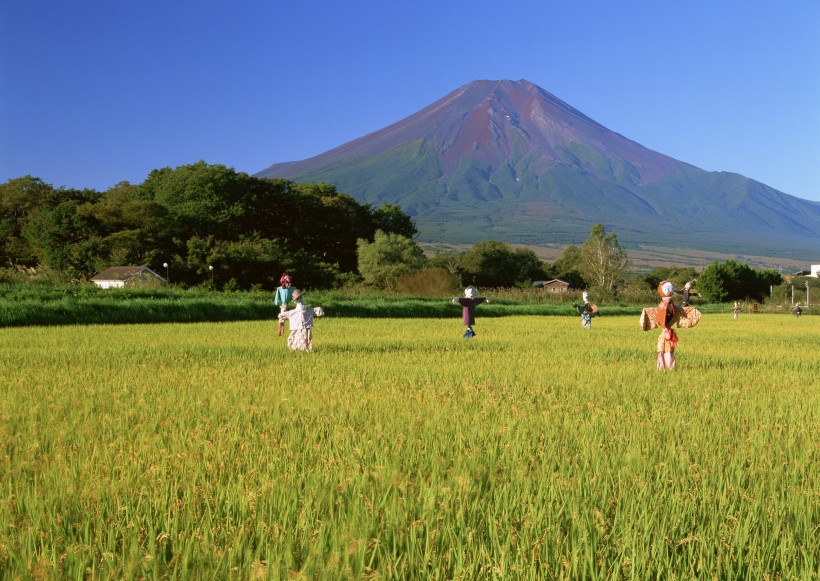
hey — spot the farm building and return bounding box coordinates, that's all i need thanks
[91,266,166,289]
[532,279,572,293]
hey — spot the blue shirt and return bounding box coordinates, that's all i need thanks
[275,286,293,306]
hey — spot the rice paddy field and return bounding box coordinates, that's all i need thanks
[1,312,818,579]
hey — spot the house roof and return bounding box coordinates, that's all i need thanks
[532,279,571,287]
[92,266,165,282]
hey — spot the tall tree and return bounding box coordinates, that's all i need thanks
[357,230,427,290]
[579,224,630,292]
[0,176,63,265]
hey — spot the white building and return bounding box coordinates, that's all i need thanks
[811,264,820,278]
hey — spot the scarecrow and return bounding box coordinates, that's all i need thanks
[792,303,802,318]
[572,291,599,328]
[278,288,324,351]
[452,286,489,338]
[677,281,698,307]
[274,273,294,336]
[732,300,741,319]
[640,280,701,370]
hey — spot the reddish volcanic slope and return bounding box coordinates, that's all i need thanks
[259,79,692,184]
[256,80,820,256]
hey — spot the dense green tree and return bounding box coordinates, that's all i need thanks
[138,161,257,239]
[696,263,731,303]
[0,166,418,288]
[459,241,547,288]
[357,230,427,290]
[579,224,630,293]
[0,177,99,267]
[370,203,418,240]
[697,260,782,302]
[23,200,100,278]
[290,182,375,273]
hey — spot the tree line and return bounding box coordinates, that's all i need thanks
[1,163,790,301]
[357,224,632,295]
[357,227,787,303]
[0,162,415,289]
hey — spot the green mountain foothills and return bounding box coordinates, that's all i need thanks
[257,79,820,263]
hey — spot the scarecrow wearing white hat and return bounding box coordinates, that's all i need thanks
[640,280,701,370]
[452,286,489,338]
[572,291,599,328]
[677,280,698,307]
[274,272,294,336]
[277,288,324,351]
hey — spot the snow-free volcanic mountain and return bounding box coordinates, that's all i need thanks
[257,79,820,258]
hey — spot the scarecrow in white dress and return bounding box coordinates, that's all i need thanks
[640,280,701,370]
[452,286,489,338]
[278,288,324,351]
[572,291,599,328]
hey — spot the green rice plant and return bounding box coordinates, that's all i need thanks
[0,282,767,327]
[0,313,817,578]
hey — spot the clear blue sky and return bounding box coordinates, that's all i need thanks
[2,0,819,201]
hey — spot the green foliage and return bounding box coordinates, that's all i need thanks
[0,165,416,289]
[0,283,657,327]
[697,259,783,302]
[0,176,101,267]
[550,244,586,288]
[459,240,548,288]
[579,224,630,293]
[370,202,418,239]
[23,201,99,278]
[356,230,427,290]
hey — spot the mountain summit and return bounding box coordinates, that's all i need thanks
[257,80,820,257]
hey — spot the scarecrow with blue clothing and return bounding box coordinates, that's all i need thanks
[275,273,294,336]
[572,291,599,328]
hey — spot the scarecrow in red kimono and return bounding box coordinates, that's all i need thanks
[640,280,701,370]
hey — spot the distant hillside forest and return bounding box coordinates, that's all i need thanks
[0,162,416,289]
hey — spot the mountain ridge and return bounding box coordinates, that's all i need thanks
[257,79,820,260]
